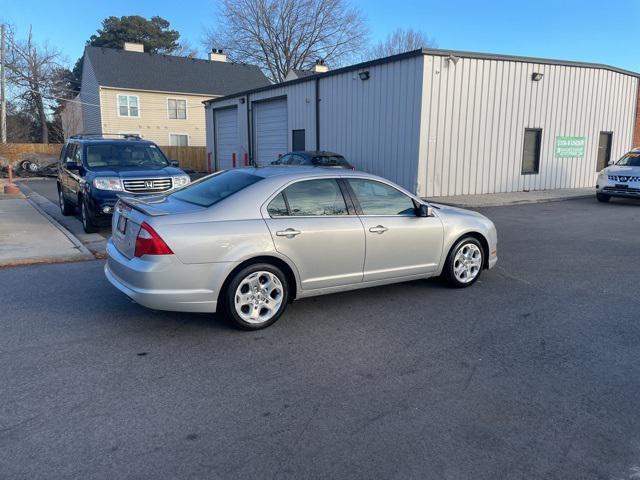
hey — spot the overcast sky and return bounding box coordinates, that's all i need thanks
[2,0,639,72]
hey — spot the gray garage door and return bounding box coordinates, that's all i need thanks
[253,98,287,165]
[214,107,238,170]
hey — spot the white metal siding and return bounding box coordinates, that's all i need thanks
[253,98,288,164]
[419,55,639,197]
[319,56,424,192]
[214,107,239,169]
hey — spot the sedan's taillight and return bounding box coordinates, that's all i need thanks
[134,222,173,257]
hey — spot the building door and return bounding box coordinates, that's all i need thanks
[253,98,287,165]
[214,107,238,170]
[292,129,305,151]
[597,132,613,171]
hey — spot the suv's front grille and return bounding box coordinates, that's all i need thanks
[608,175,640,182]
[123,178,172,193]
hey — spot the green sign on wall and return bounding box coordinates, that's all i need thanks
[555,136,585,158]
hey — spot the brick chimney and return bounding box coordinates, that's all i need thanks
[123,42,144,53]
[208,49,227,62]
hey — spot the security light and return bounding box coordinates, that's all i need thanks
[358,71,370,81]
[532,72,544,81]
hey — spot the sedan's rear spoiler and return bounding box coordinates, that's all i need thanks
[116,195,170,216]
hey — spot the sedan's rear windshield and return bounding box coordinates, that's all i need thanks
[312,156,350,167]
[170,170,262,207]
[86,143,168,168]
[616,153,640,167]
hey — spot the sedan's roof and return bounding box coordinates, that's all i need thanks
[249,166,376,180]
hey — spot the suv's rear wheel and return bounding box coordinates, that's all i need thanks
[58,185,75,216]
[222,263,289,330]
[80,198,98,233]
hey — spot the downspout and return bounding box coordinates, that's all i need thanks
[246,94,253,165]
[315,77,320,151]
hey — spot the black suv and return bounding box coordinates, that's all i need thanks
[57,135,190,233]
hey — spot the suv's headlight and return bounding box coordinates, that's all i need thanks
[93,177,123,191]
[172,175,190,188]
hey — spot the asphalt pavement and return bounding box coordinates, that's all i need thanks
[1,197,640,479]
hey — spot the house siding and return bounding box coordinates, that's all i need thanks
[80,55,102,134]
[419,55,639,197]
[99,88,214,146]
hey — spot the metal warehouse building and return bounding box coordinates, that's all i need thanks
[204,48,640,197]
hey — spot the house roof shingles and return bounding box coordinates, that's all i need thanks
[85,46,271,96]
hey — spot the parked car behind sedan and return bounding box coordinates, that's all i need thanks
[596,148,640,202]
[271,151,354,169]
[105,167,498,330]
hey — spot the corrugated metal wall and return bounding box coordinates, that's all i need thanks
[418,55,639,197]
[319,56,424,192]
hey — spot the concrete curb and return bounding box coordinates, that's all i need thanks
[426,192,594,208]
[16,183,97,262]
[18,182,107,255]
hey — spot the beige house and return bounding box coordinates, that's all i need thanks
[64,43,270,146]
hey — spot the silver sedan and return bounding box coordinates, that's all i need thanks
[105,167,498,329]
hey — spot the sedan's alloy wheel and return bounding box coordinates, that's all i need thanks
[453,243,482,283]
[234,271,284,324]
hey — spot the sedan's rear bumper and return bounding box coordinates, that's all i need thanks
[105,239,234,313]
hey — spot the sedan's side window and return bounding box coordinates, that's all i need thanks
[282,179,348,216]
[267,192,289,217]
[348,179,416,216]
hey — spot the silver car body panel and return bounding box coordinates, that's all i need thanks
[105,167,498,313]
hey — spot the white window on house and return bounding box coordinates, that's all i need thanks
[168,99,187,119]
[118,95,139,117]
[169,134,189,146]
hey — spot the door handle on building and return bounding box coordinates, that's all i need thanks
[276,228,301,238]
[369,225,388,234]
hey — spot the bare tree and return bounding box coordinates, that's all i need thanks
[6,27,65,143]
[204,0,368,82]
[368,28,436,60]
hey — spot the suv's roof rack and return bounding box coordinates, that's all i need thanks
[69,133,143,140]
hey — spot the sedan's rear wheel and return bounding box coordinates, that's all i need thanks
[223,263,289,330]
[442,236,484,288]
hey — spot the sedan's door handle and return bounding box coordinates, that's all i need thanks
[369,225,388,234]
[276,228,301,238]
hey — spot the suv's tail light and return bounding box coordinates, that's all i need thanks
[134,222,173,257]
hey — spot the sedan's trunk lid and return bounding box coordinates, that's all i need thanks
[112,194,205,258]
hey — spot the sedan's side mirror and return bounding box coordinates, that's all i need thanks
[170,160,179,167]
[66,161,80,171]
[417,203,433,217]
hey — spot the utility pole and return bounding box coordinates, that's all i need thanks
[0,24,6,144]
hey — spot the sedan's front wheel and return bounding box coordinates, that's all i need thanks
[442,236,484,288]
[222,263,289,330]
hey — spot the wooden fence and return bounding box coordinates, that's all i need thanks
[161,146,207,172]
[0,143,63,162]
[0,143,207,172]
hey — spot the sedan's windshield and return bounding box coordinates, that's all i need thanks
[615,152,640,167]
[86,143,169,168]
[170,170,262,207]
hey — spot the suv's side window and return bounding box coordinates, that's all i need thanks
[348,179,416,216]
[268,179,348,216]
[64,143,77,164]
